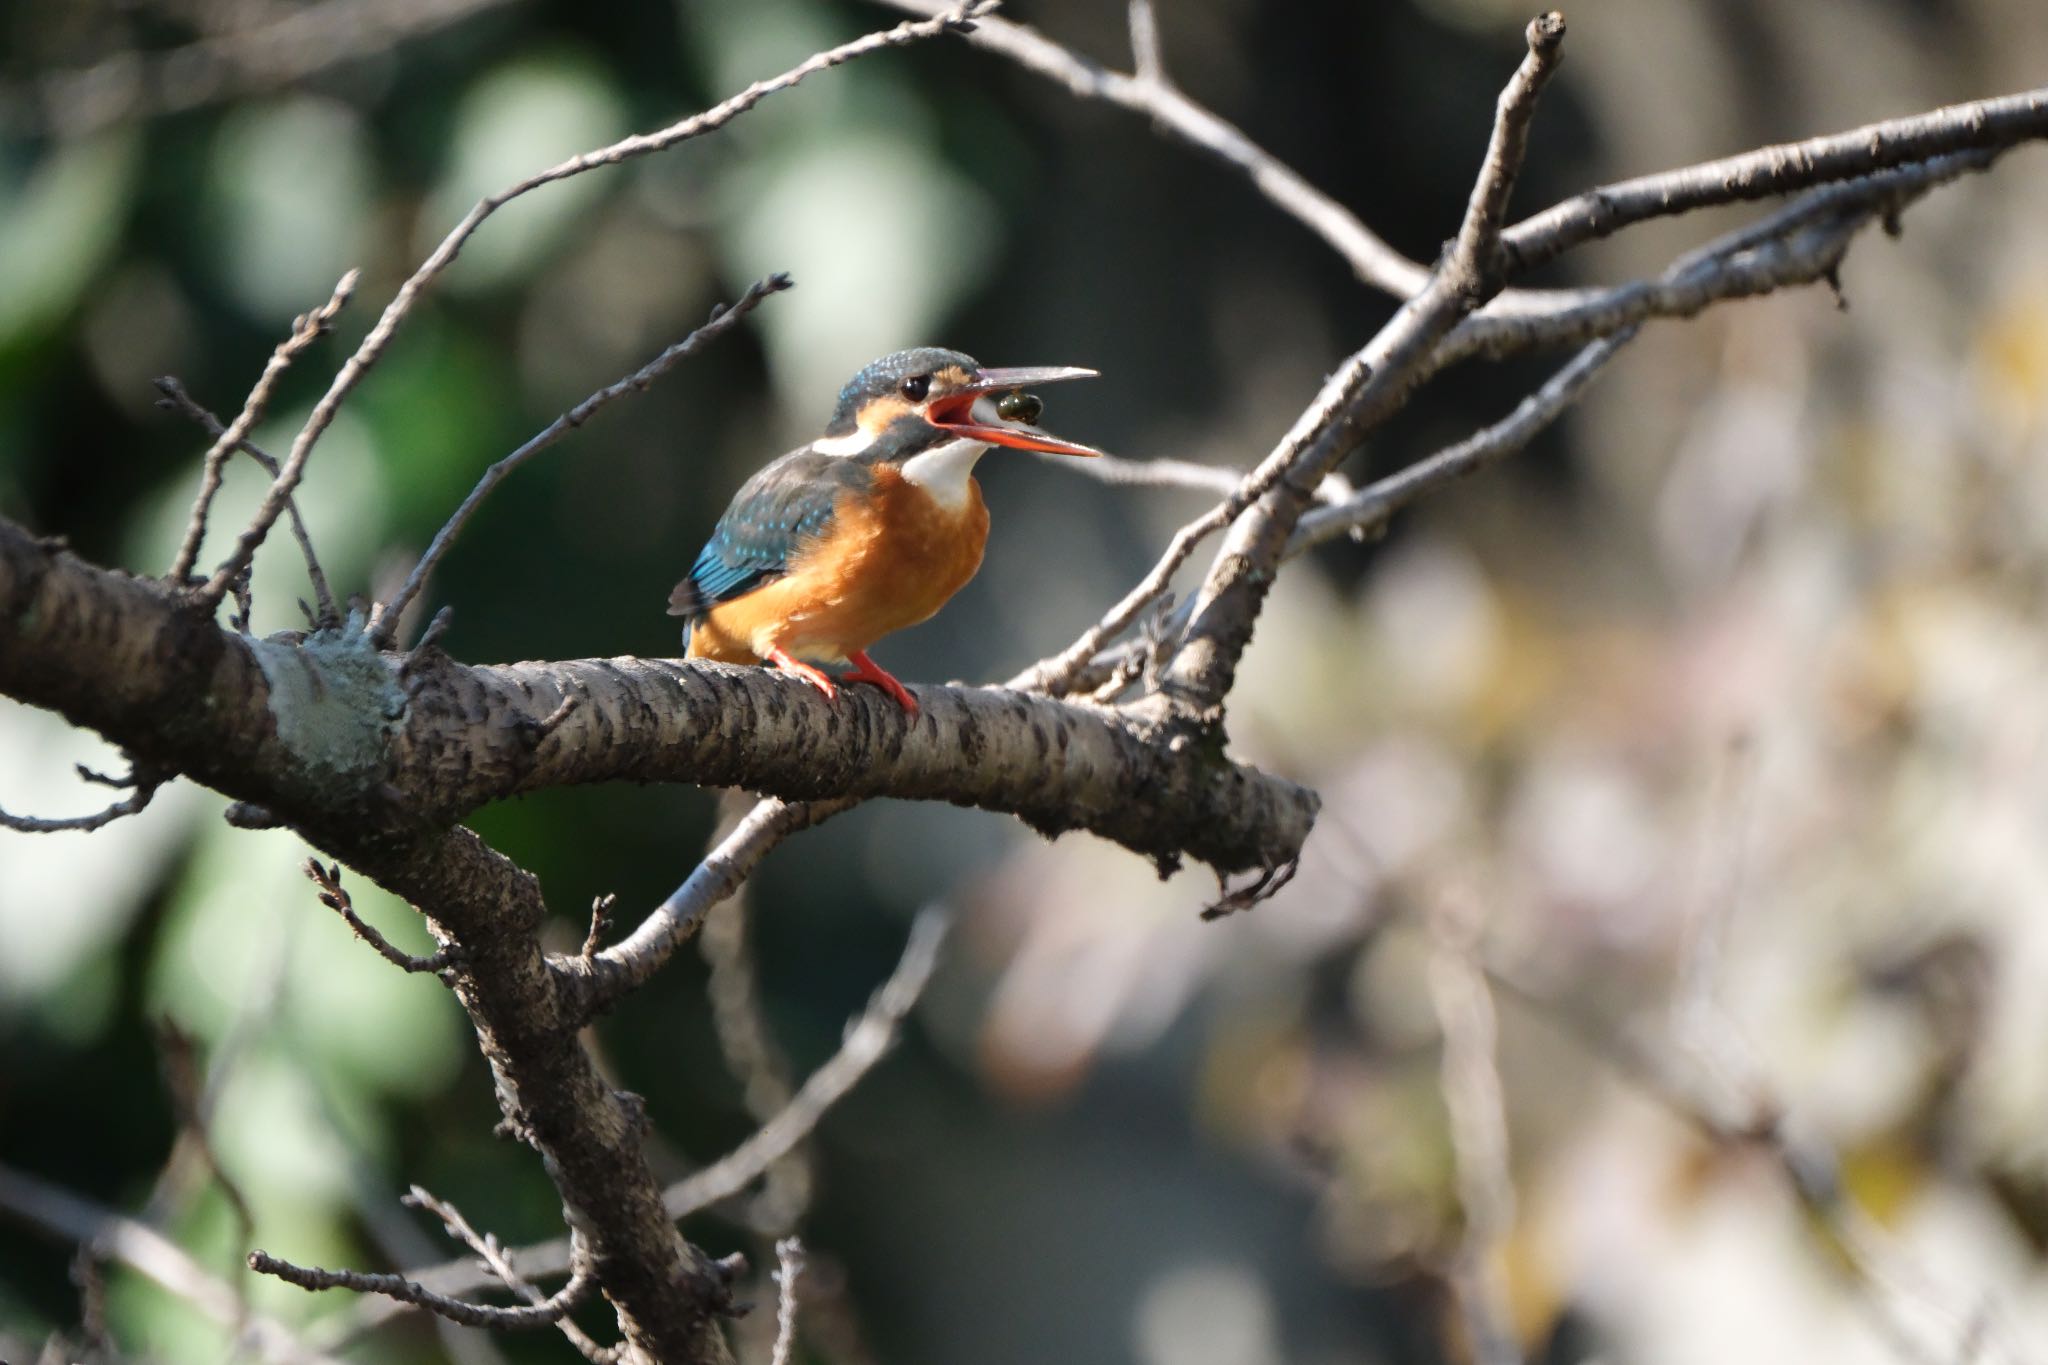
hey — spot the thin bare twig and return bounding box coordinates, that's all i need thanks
[580,893,618,961]
[154,1019,257,1276]
[1446,12,1566,291]
[405,1187,621,1364]
[304,861,463,974]
[156,376,339,627]
[371,273,794,645]
[576,797,847,1013]
[666,911,948,1219]
[872,0,1428,297]
[0,762,164,834]
[0,1162,340,1365]
[1498,84,2048,277]
[1126,0,1166,85]
[250,1249,596,1331]
[770,1238,806,1365]
[1010,349,1377,696]
[1290,327,1637,556]
[182,270,358,608]
[699,802,811,1234]
[1429,897,1521,1365]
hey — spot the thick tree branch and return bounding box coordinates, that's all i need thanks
[1153,16,1569,717]
[0,520,1315,880]
[336,826,741,1362]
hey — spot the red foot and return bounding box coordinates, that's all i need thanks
[842,650,919,717]
[767,646,838,701]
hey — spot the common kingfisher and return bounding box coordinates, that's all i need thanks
[669,347,1101,715]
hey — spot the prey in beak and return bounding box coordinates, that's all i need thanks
[927,365,1102,457]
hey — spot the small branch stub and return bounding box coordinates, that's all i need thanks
[305,861,463,975]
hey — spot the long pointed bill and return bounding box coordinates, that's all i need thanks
[931,364,1104,457]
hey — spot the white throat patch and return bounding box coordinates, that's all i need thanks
[897,437,989,509]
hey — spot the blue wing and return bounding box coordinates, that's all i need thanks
[668,449,870,619]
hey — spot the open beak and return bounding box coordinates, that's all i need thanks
[929,364,1103,456]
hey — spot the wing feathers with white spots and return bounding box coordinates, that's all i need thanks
[667,450,872,619]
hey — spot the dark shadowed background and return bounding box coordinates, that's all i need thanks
[3,0,2047,1361]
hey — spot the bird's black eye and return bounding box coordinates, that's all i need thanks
[900,374,931,402]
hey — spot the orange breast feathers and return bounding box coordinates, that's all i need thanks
[686,466,990,667]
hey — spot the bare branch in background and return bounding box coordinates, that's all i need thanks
[874,0,1430,298]
[176,269,357,607]
[1290,328,1638,556]
[348,910,948,1314]
[1037,447,1356,504]
[0,0,517,137]
[372,273,793,645]
[0,1162,340,1365]
[1126,0,1165,85]
[152,1019,257,1274]
[668,912,948,1219]
[1429,897,1521,1365]
[1490,966,2015,1365]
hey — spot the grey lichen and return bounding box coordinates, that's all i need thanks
[249,608,408,799]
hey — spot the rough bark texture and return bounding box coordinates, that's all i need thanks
[0,518,1317,875]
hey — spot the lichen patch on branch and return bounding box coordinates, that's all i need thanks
[247,614,408,800]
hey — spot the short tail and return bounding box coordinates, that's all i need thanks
[667,576,710,619]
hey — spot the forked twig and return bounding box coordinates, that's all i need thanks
[371,274,792,645]
[181,271,358,608]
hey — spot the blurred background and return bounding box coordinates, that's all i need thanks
[3,0,2047,1361]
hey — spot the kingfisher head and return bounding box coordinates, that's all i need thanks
[815,347,1101,462]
